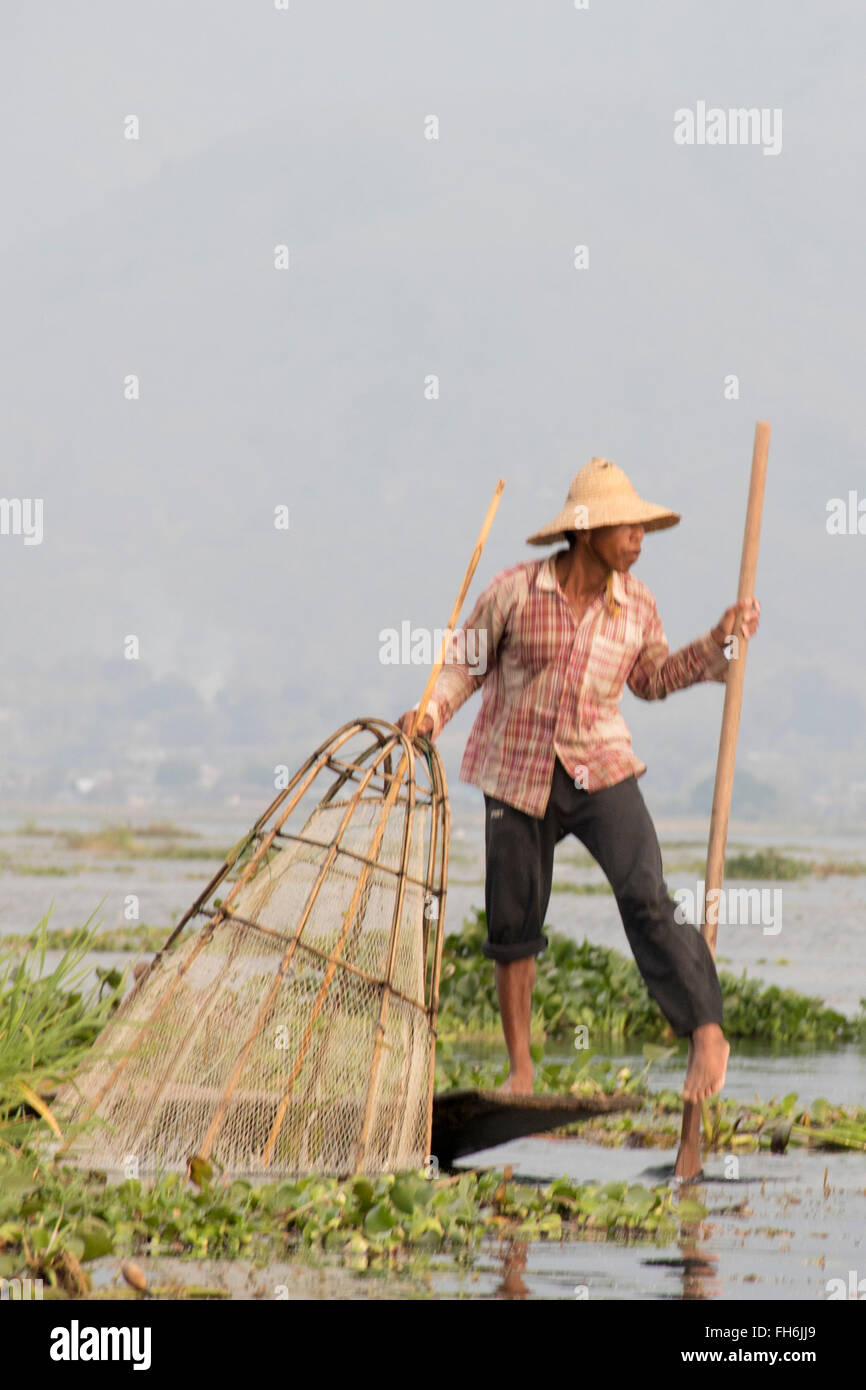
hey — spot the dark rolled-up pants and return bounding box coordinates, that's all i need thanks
[482,758,723,1038]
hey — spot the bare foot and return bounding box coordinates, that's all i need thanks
[681,1025,730,1103]
[497,1069,534,1096]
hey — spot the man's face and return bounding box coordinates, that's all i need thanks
[590,522,645,571]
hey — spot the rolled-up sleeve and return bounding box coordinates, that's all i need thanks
[421,575,512,738]
[627,601,729,702]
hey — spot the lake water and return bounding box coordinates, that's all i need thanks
[2,806,865,1300]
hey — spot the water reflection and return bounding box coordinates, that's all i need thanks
[642,1179,721,1299]
[494,1238,529,1299]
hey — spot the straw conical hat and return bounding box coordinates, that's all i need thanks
[526,457,680,545]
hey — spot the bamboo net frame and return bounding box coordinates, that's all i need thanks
[57,478,503,1179]
[55,718,449,1178]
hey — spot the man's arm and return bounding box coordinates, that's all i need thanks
[627,599,729,702]
[401,569,516,738]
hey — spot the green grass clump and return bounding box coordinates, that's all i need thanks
[723,849,812,880]
[437,911,865,1045]
[0,917,123,1150]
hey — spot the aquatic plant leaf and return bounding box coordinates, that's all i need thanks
[674,1198,707,1222]
[72,1217,115,1261]
[364,1202,395,1236]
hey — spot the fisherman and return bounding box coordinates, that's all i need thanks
[398,457,760,1177]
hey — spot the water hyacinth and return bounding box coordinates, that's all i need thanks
[0,1148,703,1294]
[1,912,864,1301]
[437,912,866,1045]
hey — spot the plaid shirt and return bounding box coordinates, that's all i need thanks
[426,554,729,817]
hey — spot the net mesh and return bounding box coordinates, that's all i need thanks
[56,721,448,1178]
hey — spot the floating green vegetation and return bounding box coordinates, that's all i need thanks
[7,820,202,841]
[723,849,812,880]
[0,924,171,955]
[135,845,228,861]
[0,922,707,1296]
[2,914,864,1299]
[437,912,866,1045]
[0,1152,703,1297]
[58,825,223,859]
[435,1044,866,1156]
[811,859,866,877]
[722,848,866,879]
[552,846,866,886]
[130,822,202,839]
[60,826,137,853]
[560,1087,866,1157]
[435,1038,648,1098]
[0,855,79,877]
[11,821,59,837]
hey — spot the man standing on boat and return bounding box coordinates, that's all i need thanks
[398,457,760,1174]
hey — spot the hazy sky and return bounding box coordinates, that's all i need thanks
[1,2,864,825]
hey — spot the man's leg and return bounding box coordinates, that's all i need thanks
[494,956,536,1094]
[482,792,559,1093]
[555,769,729,1104]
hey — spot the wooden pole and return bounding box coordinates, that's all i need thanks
[676,422,770,1178]
[703,423,770,953]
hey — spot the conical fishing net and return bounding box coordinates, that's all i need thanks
[56,719,449,1178]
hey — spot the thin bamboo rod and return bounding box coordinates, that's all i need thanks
[423,783,450,1159]
[418,746,447,987]
[409,479,505,737]
[355,481,504,1168]
[426,795,450,1029]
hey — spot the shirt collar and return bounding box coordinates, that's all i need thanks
[538,553,627,608]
